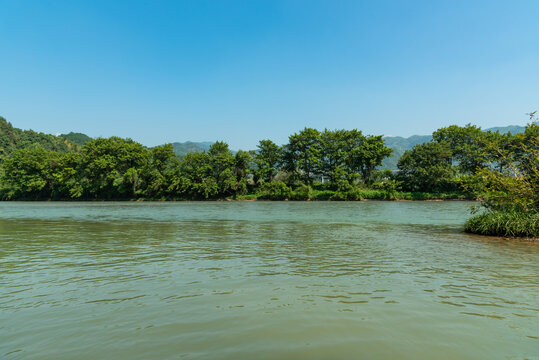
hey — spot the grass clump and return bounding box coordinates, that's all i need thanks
[464,210,539,238]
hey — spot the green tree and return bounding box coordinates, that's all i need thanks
[346,135,392,184]
[174,151,216,199]
[283,128,321,185]
[474,120,538,212]
[432,124,487,174]
[51,152,84,199]
[0,146,58,199]
[397,142,456,192]
[208,141,237,197]
[253,139,281,183]
[234,150,251,195]
[319,129,348,184]
[78,137,150,199]
[142,144,180,199]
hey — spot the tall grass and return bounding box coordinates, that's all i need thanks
[464,210,539,238]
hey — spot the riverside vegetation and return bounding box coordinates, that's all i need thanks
[0,115,537,237]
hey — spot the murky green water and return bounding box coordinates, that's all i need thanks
[1,201,538,359]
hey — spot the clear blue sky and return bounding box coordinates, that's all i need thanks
[1,0,538,149]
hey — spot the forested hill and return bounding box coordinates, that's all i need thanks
[60,132,92,146]
[381,125,525,170]
[0,117,214,160]
[0,117,79,159]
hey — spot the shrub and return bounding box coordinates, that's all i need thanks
[329,191,348,201]
[257,181,291,200]
[289,184,312,200]
[311,190,334,200]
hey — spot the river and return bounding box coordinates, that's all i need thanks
[1,201,538,359]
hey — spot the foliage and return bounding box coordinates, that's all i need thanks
[346,135,392,184]
[464,117,538,237]
[77,137,150,199]
[432,124,487,174]
[283,128,322,185]
[257,181,291,200]
[253,139,281,183]
[290,184,313,200]
[319,129,348,183]
[473,120,538,213]
[283,128,392,186]
[397,142,457,192]
[0,146,59,200]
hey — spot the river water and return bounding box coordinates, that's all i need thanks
[1,201,538,359]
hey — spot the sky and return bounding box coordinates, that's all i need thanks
[1,0,538,149]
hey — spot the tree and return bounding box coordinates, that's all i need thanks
[346,135,392,184]
[283,128,321,185]
[319,129,348,184]
[0,146,58,199]
[175,151,216,199]
[208,141,237,197]
[253,139,281,183]
[432,124,487,174]
[474,119,538,212]
[234,150,251,195]
[142,144,180,199]
[51,152,83,199]
[78,137,150,199]
[397,142,456,192]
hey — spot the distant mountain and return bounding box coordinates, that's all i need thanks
[382,135,433,170]
[0,117,79,160]
[60,132,92,146]
[170,141,213,157]
[484,125,525,134]
[381,125,526,170]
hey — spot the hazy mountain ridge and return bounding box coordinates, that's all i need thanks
[170,141,213,157]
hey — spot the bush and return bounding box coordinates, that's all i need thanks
[234,194,257,201]
[329,191,348,201]
[289,184,312,200]
[257,181,291,200]
[311,190,334,200]
[328,188,364,201]
[465,210,539,238]
[346,188,365,200]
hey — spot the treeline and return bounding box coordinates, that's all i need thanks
[0,127,394,200]
[0,117,536,213]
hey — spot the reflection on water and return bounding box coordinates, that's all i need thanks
[1,202,538,360]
